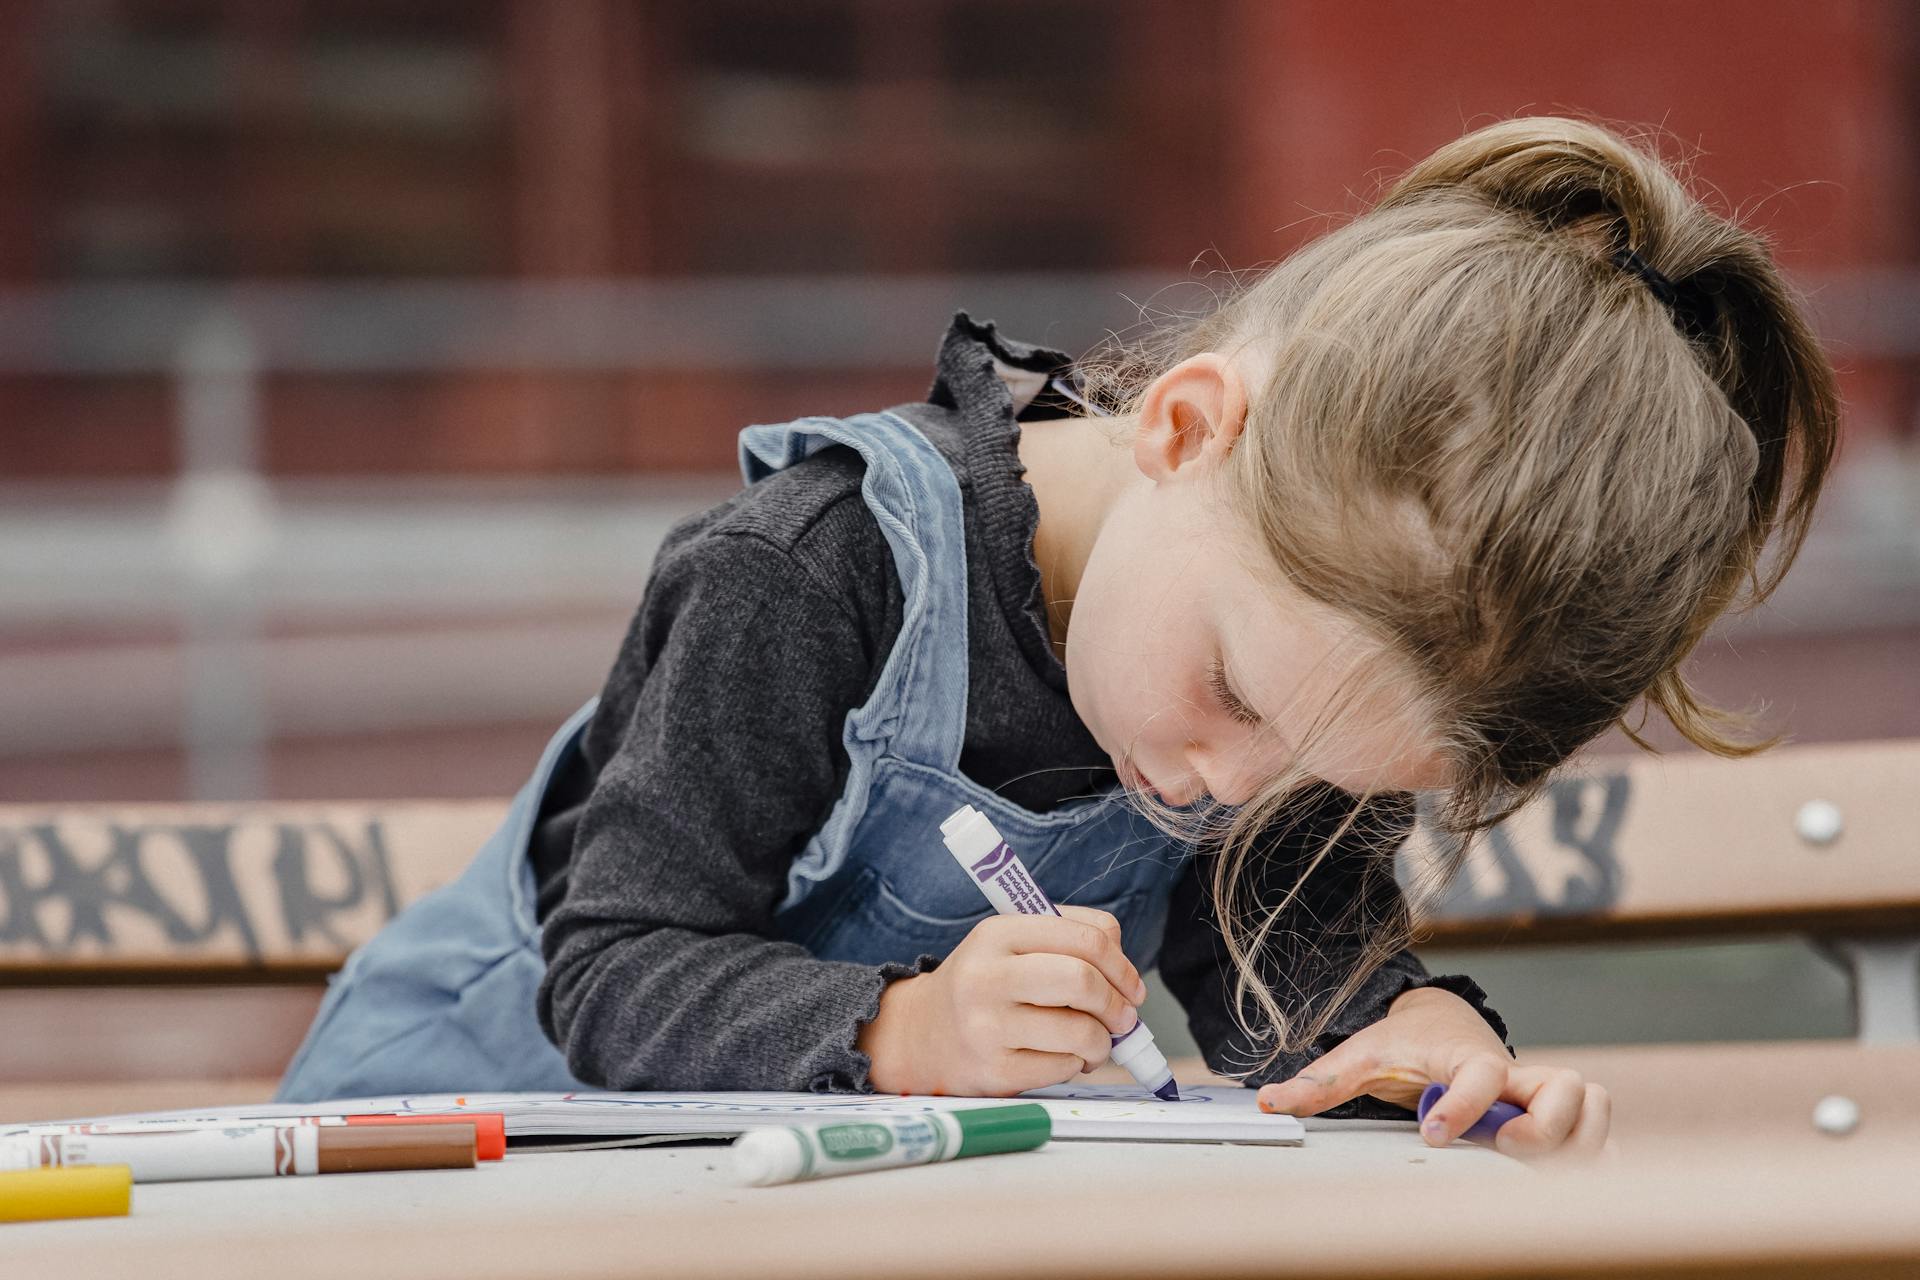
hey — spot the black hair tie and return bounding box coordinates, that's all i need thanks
[1611,248,1678,305]
[1611,247,1718,342]
[1612,247,1720,343]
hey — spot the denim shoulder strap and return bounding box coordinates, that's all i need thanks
[737,411,968,771]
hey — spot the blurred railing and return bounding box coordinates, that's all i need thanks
[1,272,1917,799]
[1,275,1176,798]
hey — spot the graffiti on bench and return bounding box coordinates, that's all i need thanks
[0,769,1635,962]
[0,818,405,964]
[1403,769,1632,920]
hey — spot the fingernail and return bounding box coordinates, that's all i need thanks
[1422,1117,1447,1140]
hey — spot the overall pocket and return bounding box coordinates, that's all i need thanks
[801,862,1151,970]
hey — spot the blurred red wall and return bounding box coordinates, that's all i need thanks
[0,0,1911,476]
[1225,0,1915,443]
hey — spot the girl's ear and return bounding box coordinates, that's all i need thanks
[1132,353,1250,481]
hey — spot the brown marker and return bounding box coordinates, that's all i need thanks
[15,1113,506,1166]
[11,1112,507,1162]
[346,1113,508,1161]
[0,1122,476,1182]
[312,1123,476,1174]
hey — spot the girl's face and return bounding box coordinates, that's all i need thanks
[1060,357,1449,806]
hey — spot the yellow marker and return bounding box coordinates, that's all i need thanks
[0,1164,132,1222]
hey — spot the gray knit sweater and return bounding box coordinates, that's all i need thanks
[529,313,1507,1116]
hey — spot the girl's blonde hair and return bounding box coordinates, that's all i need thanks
[1077,116,1840,1070]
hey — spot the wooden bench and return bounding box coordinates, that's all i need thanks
[1399,738,1920,1043]
[1,739,1915,1117]
[0,802,501,1086]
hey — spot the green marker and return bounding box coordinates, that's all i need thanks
[730,1104,1050,1187]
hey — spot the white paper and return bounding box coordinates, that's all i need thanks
[67,1084,1303,1146]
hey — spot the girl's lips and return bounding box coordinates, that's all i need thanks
[1120,760,1159,797]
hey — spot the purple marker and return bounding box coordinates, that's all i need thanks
[939,804,1180,1102]
[1417,1082,1525,1147]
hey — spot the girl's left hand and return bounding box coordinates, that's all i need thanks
[1252,985,1613,1161]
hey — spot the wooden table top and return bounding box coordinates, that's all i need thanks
[5,1042,1918,1279]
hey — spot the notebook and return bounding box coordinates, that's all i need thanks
[86,1084,1303,1147]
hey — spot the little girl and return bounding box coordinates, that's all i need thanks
[277,118,1837,1161]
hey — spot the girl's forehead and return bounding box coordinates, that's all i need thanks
[1209,554,1348,657]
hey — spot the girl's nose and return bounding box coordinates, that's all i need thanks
[1183,742,1261,806]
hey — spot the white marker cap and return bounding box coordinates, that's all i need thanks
[939,804,999,869]
[731,1128,807,1187]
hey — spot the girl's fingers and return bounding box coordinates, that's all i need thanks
[1569,1083,1613,1156]
[1257,1039,1395,1117]
[1055,905,1126,952]
[990,912,1147,1005]
[1489,1070,1609,1159]
[1419,1051,1509,1147]
[1004,1004,1113,1069]
[995,1049,1087,1096]
[1559,1082,1613,1159]
[1004,952,1139,1036]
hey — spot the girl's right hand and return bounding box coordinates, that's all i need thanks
[858,906,1148,1097]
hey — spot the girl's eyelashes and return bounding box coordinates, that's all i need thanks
[1206,658,1263,727]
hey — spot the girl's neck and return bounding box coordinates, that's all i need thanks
[1015,414,1140,662]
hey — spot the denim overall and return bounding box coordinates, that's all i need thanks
[276,411,1192,1102]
